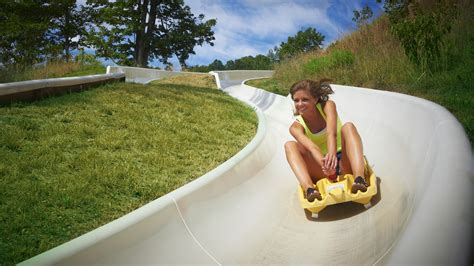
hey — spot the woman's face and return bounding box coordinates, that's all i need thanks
[292,89,317,115]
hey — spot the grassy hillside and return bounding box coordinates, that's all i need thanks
[150,73,218,89]
[0,75,257,265]
[247,2,473,147]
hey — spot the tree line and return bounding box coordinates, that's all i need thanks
[0,0,216,69]
[189,27,325,72]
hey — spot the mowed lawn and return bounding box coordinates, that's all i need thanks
[0,75,257,265]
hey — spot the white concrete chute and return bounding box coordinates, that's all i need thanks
[210,70,273,89]
[20,68,472,265]
[106,66,210,84]
[0,73,125,104]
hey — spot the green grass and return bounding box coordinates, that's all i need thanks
[304,49,355,74]
[0,78,257,265]
[150,73,218,89]
[62,64,106,77]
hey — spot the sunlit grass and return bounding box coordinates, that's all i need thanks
[150,73,217,89]
[0,77,257,264]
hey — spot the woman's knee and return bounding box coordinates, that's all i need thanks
[285,141,307,158]
[284,141,298,153]
[342,122,358,135]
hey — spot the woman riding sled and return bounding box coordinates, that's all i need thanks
[284,79,368,202]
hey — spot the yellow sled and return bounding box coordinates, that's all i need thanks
[297,157,377,218]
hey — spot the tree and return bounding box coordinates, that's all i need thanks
[253,54,272,69]
[208,59,225,70]
[225,55,272,70]
[0,1,51,65]
[85,0,216,68]
[171,10,216,70]
[49,0,87,62]
[353,5,374,27]
[225,59,235,70]
[278,27,325,60]
[267,46,280,63]
[382,0,457,72]
[234,56,254,69]
[0,0,89,65]
[189,53,273,71]
[187,64,210,72]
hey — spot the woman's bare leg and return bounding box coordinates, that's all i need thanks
[284,141,325,190]
[340,122,365,178]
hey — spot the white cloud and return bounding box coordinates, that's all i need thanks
[75,0,373,68]
[184,0,352,66]
[76,0,87,6]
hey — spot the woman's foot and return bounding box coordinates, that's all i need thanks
[351,176,368,193]
[306,187,322,202]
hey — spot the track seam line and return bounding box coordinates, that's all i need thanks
[171,197,221,265]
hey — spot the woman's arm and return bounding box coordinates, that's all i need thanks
[289,121,325,168]
[322,100,338,170]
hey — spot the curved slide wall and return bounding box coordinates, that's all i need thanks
[0,73,125,104]
[106,66,210,84]
[21,69,472,265]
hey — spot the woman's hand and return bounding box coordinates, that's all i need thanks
[322,153,337,176]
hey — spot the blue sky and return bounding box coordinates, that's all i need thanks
[178,0,383,68]
[88,1,384,68]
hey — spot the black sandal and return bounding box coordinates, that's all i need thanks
[306,187,322,202]
[351,176,368,193]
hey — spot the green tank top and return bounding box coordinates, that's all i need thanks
[296,102,342,155]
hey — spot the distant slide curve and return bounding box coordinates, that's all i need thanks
[21,68,472,265]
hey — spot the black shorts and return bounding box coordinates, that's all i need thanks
[336,151,342,175]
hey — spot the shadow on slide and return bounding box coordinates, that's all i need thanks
[305,177,383,222]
